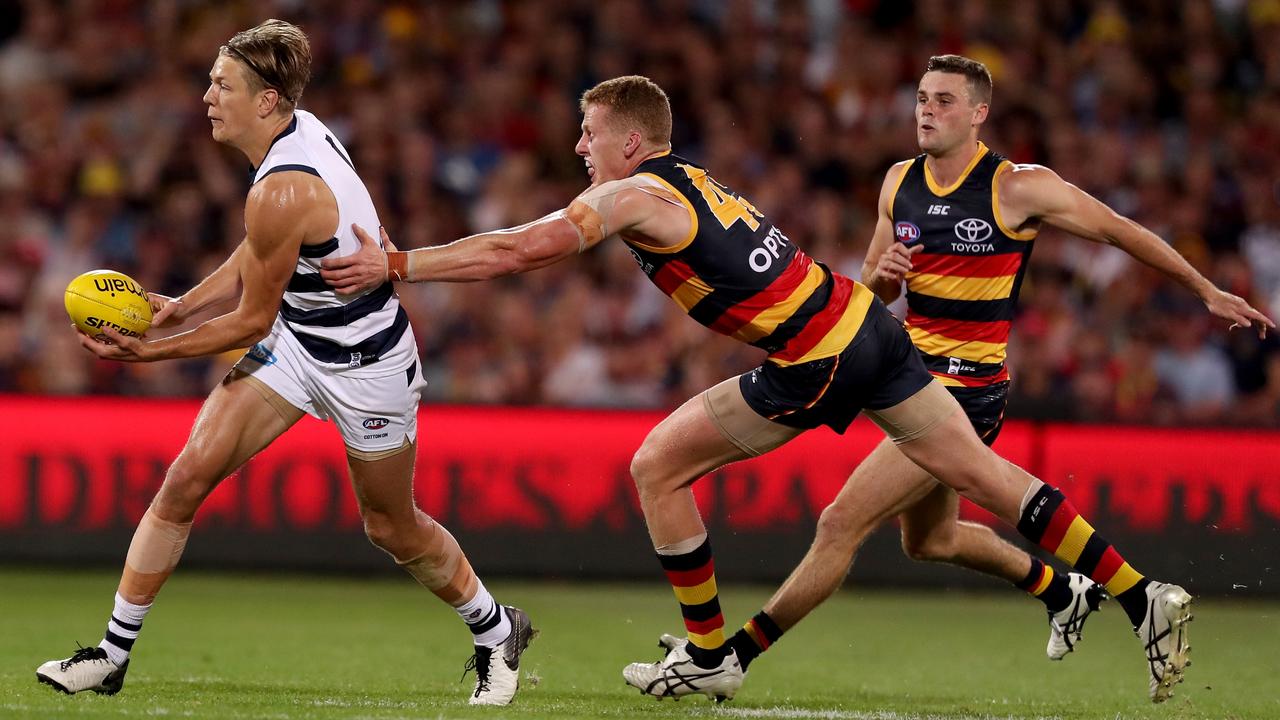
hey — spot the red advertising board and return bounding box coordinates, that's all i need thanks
[1043,425,1280,534]
[1,395,1276,593]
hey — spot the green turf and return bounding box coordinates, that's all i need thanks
[2,568,1276,719]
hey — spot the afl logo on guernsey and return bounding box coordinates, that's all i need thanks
[894,221,921,243]
[953,218,993,243]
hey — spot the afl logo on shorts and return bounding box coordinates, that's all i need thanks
[362,417,390,430]
[245,343,277,366]
[894,221,921,243]
[953,218,993,243]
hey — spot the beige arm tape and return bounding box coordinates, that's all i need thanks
[563,176,684,252]
[396,516,478,607]
[564,201,606,253]
[120,506,193,604]
[564,184,618,252]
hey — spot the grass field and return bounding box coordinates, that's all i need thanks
[2,568,1276,719]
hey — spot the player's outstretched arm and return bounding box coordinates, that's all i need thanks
[861,161,920,303]
[1003,164,1275,337]
[321,209,585,295]
[320,180,667,293]
[80,173,329,361]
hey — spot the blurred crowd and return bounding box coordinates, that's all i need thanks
[1,0,1278,426]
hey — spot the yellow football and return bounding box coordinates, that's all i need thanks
[64,269,153,341]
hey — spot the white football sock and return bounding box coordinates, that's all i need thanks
[99,592,151,666]
[456,581,511,648]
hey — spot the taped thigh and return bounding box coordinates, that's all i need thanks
[702,376,803,457]
[347,436,414,462]
[231,369,306,425]
[863,380,960,445]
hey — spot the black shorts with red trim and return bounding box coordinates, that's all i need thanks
[739,297,934,434]
[944,379,1010,446]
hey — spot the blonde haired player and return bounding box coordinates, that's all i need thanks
[36,19,532,706]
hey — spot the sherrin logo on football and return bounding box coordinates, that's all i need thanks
[64,269,154,341]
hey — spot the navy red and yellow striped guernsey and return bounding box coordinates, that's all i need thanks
[624,151,875,365]
[891,144,1158,625]
[889,142,1037,388]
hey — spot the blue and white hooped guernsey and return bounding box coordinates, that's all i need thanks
[251,111,414,375]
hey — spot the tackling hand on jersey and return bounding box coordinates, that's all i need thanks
[321,224,400,294]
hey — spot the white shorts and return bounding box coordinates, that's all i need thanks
[233,325,426,454]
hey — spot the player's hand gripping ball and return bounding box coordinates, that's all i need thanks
[64,270,153,342]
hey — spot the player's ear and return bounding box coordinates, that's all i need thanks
[624,130,643,157]
[258,88,280,118]
[972,102,989,126]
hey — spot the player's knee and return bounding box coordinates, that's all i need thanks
[629,444,667,494]
[814,502,872,549]
[901,528,957,563]
[152,463,209,521]
[362,511,410,556]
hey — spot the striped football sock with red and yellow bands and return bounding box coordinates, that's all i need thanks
[1015,556,1072,613]
[1017,484,1151,626]
[729,611,784,670]
[657,536,730,667]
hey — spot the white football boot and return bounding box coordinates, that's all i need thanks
[657,632,686,655]
[623,642,743,702]
[1047,573,1107,660]
[465,606,536,706]
[1137,582,1193,703]
[36,645,129,695]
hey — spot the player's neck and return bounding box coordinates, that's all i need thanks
[924,140,982,188]
[240,113,296,168]
[624,145,672,175]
